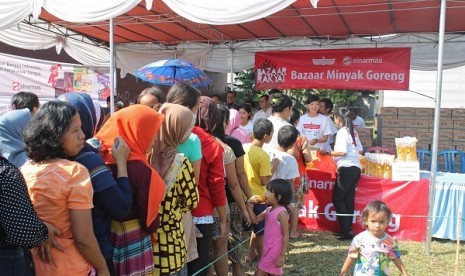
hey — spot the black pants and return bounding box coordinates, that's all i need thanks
[0,248,35,276]
[332,166,361,235]
[187,224,213,276]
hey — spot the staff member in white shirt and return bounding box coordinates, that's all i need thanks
[329,111,363,241]
[349,108,366,128]
[319,98,338,153]
[252,94,272,123]
[297,94,332,151]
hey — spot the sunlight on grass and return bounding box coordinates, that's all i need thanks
[242,230,465,276]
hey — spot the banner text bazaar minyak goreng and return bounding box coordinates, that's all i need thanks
[255,48,411,91]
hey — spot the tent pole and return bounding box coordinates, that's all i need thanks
[109,17,115,115]
[425,0,447,255]
[230,46,234,91]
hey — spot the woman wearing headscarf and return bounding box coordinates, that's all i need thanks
[57,92,132,275]
[188,96,227,276]
[0,109,32,168]
[151,103,199,276]
[227,109,250,144]
[166,82,202,266]
[96,105,165,276]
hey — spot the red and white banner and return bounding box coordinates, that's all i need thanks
[0,52,109,115]
[299,170,429,241]
[255,48,411,91]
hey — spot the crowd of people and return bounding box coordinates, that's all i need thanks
[0,86,407,276]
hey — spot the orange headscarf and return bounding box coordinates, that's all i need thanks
[96,104,165,227]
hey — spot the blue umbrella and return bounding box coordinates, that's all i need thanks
[135,59,212,87]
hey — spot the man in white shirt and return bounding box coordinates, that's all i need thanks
[319,98,338,153]
[226,91,239,110]
[252,94,272,123]
[349,108,366,128]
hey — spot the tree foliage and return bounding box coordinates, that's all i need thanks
[234,68,375,112]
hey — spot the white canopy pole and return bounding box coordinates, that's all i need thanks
[425,0,447,255]
[230,46,234,91]
[109,17,115,114]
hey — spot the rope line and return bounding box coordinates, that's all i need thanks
[190,212,465,275]
[191,228,264,276]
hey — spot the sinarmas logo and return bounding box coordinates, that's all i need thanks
[343,56,352,65]
[256,60,287,83]
[12,81,21,91]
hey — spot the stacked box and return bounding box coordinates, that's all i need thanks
[381,139,396,152]
[456,145,465,151]
[440,108,452,120]
[377,107,465,152]
[356,127,373,148]
[453,120,465,149]
[397,107,417,120]
[381,107,398,116]
[452,109,465,121]
[415,108,434,118]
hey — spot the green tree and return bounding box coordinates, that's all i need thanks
[234,68,374,112]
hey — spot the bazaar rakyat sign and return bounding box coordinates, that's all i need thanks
[255,48,411,91]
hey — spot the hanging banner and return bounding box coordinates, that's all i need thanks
[255,48,411,90]
[299,170,429,241]
[0,52,109,115]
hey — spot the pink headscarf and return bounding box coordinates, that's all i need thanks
[226,108,249,143]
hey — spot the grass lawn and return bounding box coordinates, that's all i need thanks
[242,230,465,276]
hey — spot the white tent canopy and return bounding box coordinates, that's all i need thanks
[1,21,465,76]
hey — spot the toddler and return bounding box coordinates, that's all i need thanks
[340,200,408,276]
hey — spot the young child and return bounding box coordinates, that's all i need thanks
[339,200,408,276]
[243,118,279,262]
[247,179,292,276]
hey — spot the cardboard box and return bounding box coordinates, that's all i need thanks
[397,107,416,116]
[437,132,453,141]
[416,135,431,142]
[381,107,397,116]
[416,140,430,150]
[381,139,396,151]
[415,108,434,117]
[415,128,430,133]
[382,130,399,139]
[359,138,373,148]
[355,127,373,138]
[396,115,417,120]
[456,145,465,151]
[439,120,453,128]
[440,108,452,118]
[381,119,406,128]
[453,129,465,142]
[399,130,416,137]
[452,108,465,118]
[405,119,429,129]
[437,144,454,151]
[454,120,465,129]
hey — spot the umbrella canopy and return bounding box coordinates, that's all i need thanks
[135,59,212,87]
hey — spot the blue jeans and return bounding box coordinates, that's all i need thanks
[0,248,35,276]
